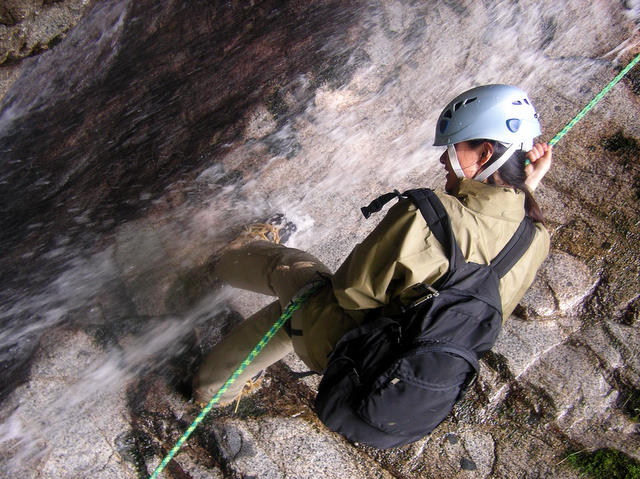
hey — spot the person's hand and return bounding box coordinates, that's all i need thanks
[525,142,552,191]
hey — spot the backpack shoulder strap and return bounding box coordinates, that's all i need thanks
[490,217,535,278]
[403,188,463,270]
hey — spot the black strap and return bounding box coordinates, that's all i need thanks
[403,188,463,271]
[360,190,402,219]
[361,188,462,271]
[490,216,535,278]
[290,370,319,379]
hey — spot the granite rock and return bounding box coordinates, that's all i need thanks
[518,250,598,319]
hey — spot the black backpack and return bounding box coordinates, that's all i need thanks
[314,188,534,449]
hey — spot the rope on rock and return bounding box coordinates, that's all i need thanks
[148,282,323,479]
[549,52,640,146]
[148,51,640,479]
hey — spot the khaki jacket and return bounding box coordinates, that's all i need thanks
[293,179,550,372]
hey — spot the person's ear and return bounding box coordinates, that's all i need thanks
[479,141,494,165]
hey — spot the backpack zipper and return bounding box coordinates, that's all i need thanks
[405,284,439,310]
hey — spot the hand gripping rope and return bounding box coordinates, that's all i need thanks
[149,52,640,479]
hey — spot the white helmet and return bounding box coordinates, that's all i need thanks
[433,84,541,181]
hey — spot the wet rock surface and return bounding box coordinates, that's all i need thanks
[1,1,639,478]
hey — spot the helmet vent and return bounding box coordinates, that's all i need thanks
[506,118,521,133]
[512,100,522,105]
[463,97,477,105]
[443,109,452,119]
[453,101,463,111]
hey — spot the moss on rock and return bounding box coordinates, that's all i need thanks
[565,448,640,479]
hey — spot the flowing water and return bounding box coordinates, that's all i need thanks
[0,0,638,475]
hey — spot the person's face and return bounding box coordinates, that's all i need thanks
[439,141,491,193]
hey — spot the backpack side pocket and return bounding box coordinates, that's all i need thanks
[358,346,475,439]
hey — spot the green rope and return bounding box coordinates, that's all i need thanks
[148,282,323,479]
[549,52,640,146]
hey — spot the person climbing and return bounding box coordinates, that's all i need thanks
[192,84,552,444]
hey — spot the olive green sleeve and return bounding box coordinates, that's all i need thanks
[332,200,449,310]
[499,221,551,318]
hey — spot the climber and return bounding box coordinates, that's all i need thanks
[193,84,552,431]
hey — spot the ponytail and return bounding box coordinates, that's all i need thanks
[469,140,545,224]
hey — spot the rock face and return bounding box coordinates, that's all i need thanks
[0,0,93,98]
[518,250,598,319]
[0,1,639,478]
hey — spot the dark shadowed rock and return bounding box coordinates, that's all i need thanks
[0,0,366,290]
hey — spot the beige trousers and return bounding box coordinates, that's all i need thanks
[194,241,330,404]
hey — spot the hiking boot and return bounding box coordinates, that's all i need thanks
[266,213,297,244]
[194,370,266,411]
[228,213,297,249]
[231,369,266,412]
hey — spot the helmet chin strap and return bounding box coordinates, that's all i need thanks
[447,144,466,178]
[473,143,519,182]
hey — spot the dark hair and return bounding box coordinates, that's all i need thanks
[468,139,544,223]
